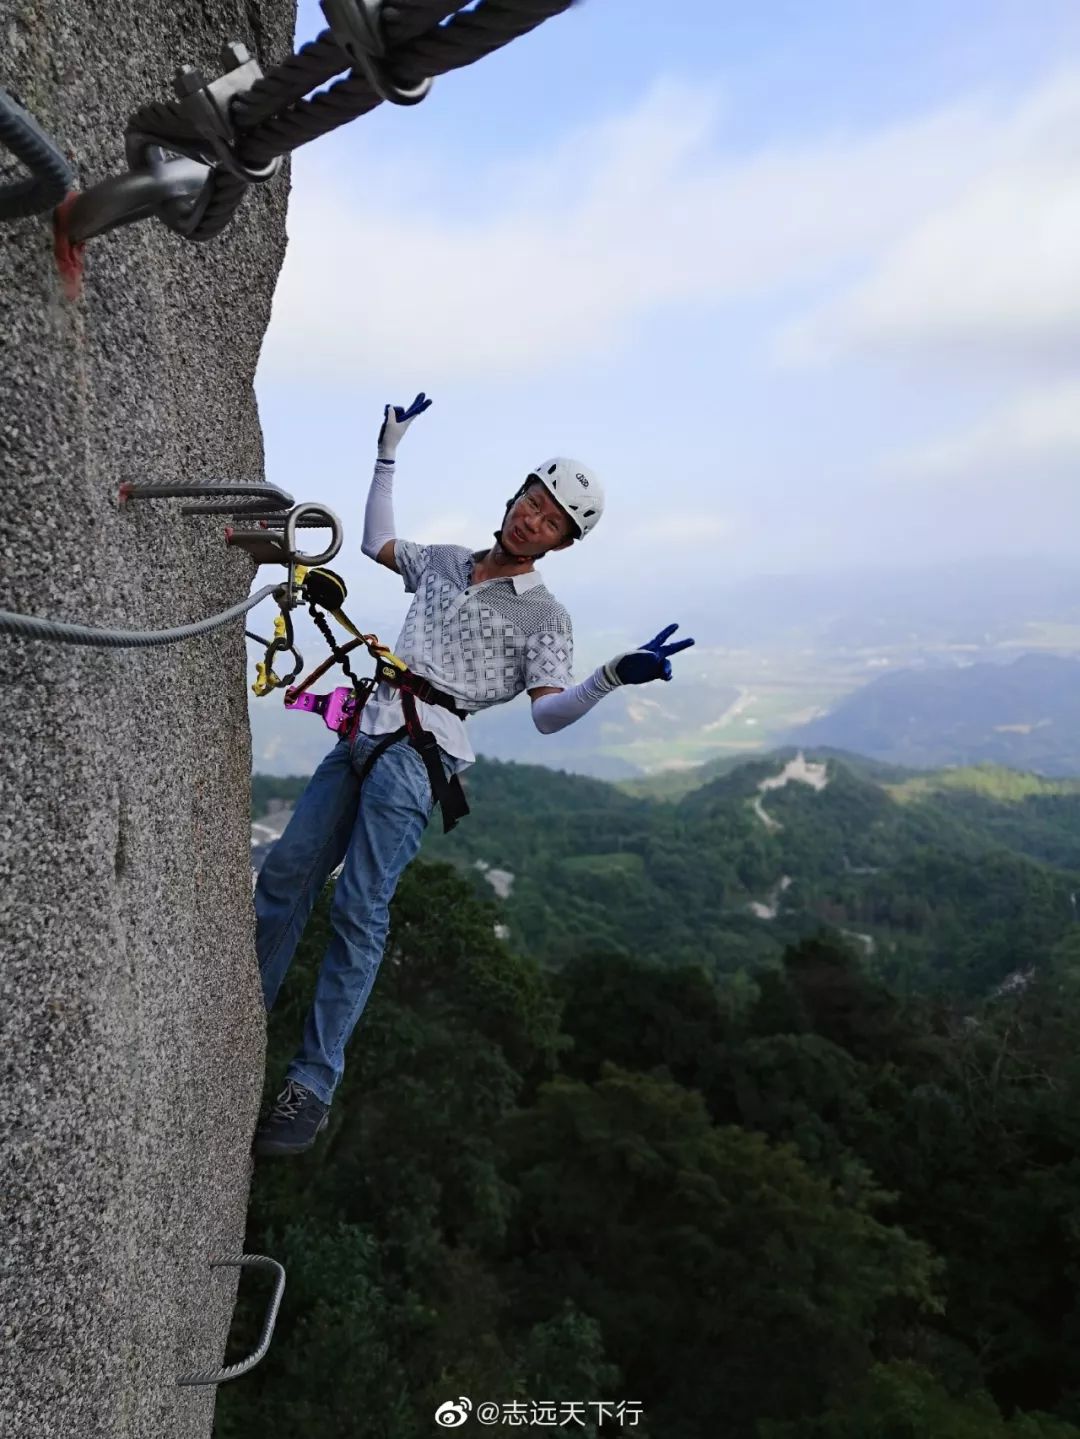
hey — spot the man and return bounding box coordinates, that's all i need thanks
[252,394,694,1156]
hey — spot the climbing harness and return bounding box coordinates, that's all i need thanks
[6,0,574,295]
[253,564,470,832]
[0,86,73,220]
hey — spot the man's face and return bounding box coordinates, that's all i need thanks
[503,481,575,554]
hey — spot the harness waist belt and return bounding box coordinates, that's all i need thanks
[402,673,468,718]
[282,646,470,833]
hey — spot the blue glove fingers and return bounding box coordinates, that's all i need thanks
[399,391,431,421]
[614,624,694,685]
[644,622,680,650]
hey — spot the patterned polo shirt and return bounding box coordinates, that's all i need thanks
[356,540,575,765]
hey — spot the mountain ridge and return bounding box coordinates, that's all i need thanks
[785,652,1080,775]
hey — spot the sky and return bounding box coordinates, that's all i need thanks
[253,0,1080,665]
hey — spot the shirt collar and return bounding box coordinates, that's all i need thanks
[470,552,544,594]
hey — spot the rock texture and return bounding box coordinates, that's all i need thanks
[0,3,294,1434]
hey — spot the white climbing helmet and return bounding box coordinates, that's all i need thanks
[526,457,604,540]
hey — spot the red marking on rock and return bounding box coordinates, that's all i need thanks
[53,192,86,302]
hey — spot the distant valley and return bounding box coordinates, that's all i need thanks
[249,555,1080,779]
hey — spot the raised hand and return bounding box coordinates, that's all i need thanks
[377,391,432,460]
[604,622,695,686]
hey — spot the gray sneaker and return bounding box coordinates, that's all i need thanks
[253,1079,330,1157]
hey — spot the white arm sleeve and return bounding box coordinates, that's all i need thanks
[531,665,618,734]
[361,458,397,559]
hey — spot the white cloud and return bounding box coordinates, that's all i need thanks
[622,511,736,547]
[257,64,1080,574]
[780,73,1080,367]
[894,377,1080,481]
[259,80,995,383]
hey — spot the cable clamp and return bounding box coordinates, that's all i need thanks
[320,0,433,106]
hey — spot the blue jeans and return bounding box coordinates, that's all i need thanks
[254,730,458,1105]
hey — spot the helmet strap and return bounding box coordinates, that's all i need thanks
[492,529,534,564]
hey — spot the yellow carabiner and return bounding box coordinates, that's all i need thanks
[252,660,279,697]
[251,614,291,696]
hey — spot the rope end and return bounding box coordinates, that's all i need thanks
[53,191,86,301]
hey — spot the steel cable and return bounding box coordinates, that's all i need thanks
[0,85,73,219]
[0,584,279,649]
[124,0,574,240]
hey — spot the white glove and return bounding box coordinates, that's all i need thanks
[377,391,432,461]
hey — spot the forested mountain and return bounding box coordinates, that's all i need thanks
[787,653,1080,775]
[219,856,1080,1438]
[616,747,918,802]
[421,752,1080,1000]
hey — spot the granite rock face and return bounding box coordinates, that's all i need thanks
[0,3,294,1434]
